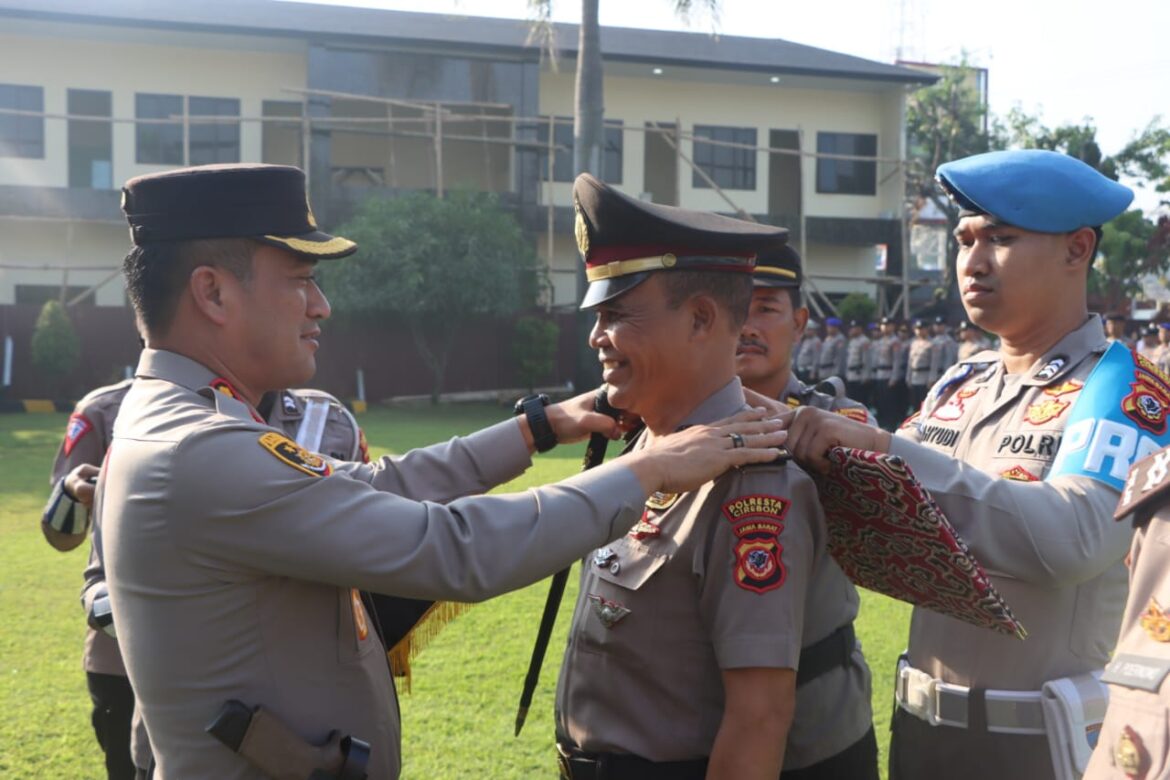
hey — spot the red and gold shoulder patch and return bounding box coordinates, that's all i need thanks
[835,407,869,423]
[63,413,93,456]
[1001,465,1040,482]
[723,494,788,594]
[1123,370,1170,436]
[258,432,332,477]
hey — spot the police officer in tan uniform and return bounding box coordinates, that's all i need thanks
[784,150,1137,780]
[817,318,846,381]
[554,174,845,780]
[931,317,959,379]
[794,319,821,383]
[736,243,879,778]
[97,164,785,780]
[42,379,135,779]
[1085,448,1170,779]
[872,317,907,430]
[844,320,872,408]
[906,319,936,412]
[1103,313,1132,348]
[955,321,992,362]
[57,383,370,778]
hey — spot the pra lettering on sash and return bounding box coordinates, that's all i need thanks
[995,432,1062,459]
[918,424,960,449]
[258,432,333,478]
[1052,418,1163,486]
[730,517,785,594]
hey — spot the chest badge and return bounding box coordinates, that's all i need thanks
[628,511,662,540]
[1024,397,1070,426]
[1139,598,1170,643]
[593,547,617,568]
[587,594,630,629]
[1001,465,1040,482]
[932,388,979,422]
[645,491,679,511]
[1114,725,1149,779]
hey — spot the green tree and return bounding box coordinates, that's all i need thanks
[30,300,80,396]
[527,0,720,392]
[512,315,561,391]
[321,191,545,403]
[836,293,877,326]
[1092,212,1170,313]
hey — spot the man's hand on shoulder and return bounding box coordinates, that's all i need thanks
[624,409,788,495]
[541,388,626,446]
[785,406,892,475]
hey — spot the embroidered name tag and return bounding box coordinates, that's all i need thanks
[1102,653,1170,692]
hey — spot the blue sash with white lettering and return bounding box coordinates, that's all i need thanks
[1049,342,1170,490]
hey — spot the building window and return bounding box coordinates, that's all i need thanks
[262,100,303,167]
[136,93,183,165]
[539,117,623,183]
[188,96,240,165]
[816,132,877,195]
[68,89,113,189]
[0,83,44,158]
[692,125,756,190]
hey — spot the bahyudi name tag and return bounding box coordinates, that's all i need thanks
[1102,654,1170,692]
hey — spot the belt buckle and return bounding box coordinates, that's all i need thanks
[932,681,970,729]
[897,661,937,724]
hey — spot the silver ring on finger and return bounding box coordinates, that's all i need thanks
[728,432,746,449]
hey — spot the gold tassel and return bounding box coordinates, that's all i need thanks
[387,601,472,695]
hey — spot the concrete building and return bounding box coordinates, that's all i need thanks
[0,0,934,397]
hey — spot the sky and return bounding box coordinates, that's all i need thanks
[285,0,1169,211]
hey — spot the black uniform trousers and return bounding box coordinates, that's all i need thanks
[87,671,137,780]
[781,727,879,780]
[889,707,1055,780]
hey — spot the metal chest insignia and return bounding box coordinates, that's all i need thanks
[587,594,630,628]
[1001,465,1040,482]
[1114,725,1149,779]
[1139,597,1170,642]
[593,547,617,568]
[629,511,662,540]
[1024,397,1070,426]
[1034,355,1068,382]
[645,491,680,511]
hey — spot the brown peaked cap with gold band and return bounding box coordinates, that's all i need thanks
[573,173,788,309]
[121,163,357,260]
[752,243,802,289]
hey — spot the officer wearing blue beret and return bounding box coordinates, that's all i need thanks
[783,149,1143,779]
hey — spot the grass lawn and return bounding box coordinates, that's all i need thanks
[0,404,909,779]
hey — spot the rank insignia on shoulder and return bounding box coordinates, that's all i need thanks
[587,593,629,628]
[835,407,869,423]
[210,377,243,399]
[1024,397,1070,426]
[258,432,332,478]
[63,413,93,456]
[1001,465,1040,482]
[1114,725,1149,779]
[645,491,679,511]
[1034,355,1068,382]
[1139,597,1170,643]
[281,392,298,415]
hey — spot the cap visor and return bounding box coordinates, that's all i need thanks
[752,276,799,289]
[580,273,650,310]
[257,230,357,260]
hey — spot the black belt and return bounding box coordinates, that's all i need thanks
[877,365,893,370]
[848,365,864,371]
[797,622,856,687]
[557,748,706,780]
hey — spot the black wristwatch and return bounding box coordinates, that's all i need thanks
[513,393,557,453]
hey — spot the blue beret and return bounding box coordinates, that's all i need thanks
[826,317,842,327]
[936,150,1133,233]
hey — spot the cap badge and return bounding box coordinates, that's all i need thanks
[661,252,677,268]
[587,593,630,628]
[574,201,590,256]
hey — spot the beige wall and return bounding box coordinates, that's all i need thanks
[0,218,129,306]
[0,21,308,189]
[537,70,907,221]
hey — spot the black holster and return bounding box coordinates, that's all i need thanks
[206,699,370,780]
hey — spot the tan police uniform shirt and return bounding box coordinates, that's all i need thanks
[1084,450,1170,779]
[555,378,857,767]
[97,349,645,780]
[957,337,991,363]
[906,336,936,388]
[891,315,1130,689]
[929,333,958,384]
[48,379,133,677]
[845,335,872,384]
[796,333,822,380]
[818,333,847,381]
[872,335,900,382]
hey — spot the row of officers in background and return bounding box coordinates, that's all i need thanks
[794,315,991,430]
[1110,314,1170,377]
